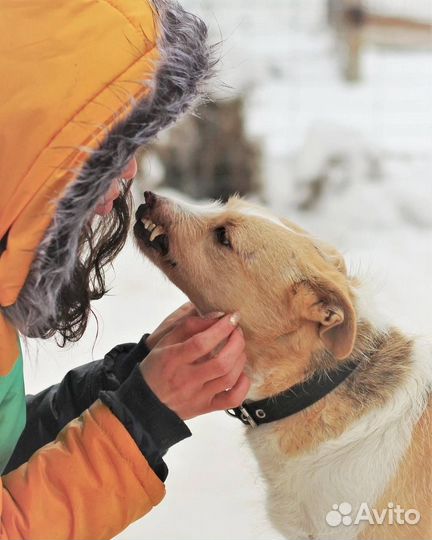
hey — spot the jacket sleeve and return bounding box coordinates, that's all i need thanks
[5,335,151,473]
[0,401,166,540]
[5,335,192,480]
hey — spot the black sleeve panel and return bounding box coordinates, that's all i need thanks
[100,365,192,481]
[4,335,151,473]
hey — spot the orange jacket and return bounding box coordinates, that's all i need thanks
[0,0,211,537]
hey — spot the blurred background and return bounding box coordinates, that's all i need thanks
[25,1,432,539]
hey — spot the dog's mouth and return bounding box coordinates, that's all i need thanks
[134,196,169,257]
[134,215,169,256]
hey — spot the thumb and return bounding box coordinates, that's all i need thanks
[159,313,225,347]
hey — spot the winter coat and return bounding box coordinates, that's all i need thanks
[0,0,211,537]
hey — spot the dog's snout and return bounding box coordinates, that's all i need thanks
[135,204,147,221]
[144,190,157,209]
[135,191,158,221]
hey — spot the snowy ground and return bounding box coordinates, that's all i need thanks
[24,1,432,539]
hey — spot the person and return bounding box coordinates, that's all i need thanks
[0,0,250,538]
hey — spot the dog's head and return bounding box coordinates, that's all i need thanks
[135,192,356,360]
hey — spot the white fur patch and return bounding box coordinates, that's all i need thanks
[173,195,301,231]
[170,197,312,242]
[237,204,297,232]
[179,198,224,216]
[246,334,432,540]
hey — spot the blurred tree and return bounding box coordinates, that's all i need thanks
[148,97,261,201]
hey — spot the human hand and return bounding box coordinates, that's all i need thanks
[146,302,198,350]
[140,314,250,420]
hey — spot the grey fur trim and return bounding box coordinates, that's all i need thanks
[3,0,215,337]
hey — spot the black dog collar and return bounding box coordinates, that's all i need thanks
[226,360,359,427]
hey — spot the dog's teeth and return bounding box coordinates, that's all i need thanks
[150,226,164,242]
[140,218,162,236]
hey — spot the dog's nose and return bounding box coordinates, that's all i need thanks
[144,190,156,209]
[135,204,147,221]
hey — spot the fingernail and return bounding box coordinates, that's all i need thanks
[203,311,225,320]
[229,312,241,326]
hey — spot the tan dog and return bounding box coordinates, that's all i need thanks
[134,191,432,540]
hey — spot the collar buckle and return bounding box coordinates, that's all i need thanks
[226,405,258,427]
[239,405,258,427]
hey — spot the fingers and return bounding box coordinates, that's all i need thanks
[159,304,199,338]
[160,316,221,347]
[146,302,198,350]
[140,311,249,420]
[210,373,251,411]
[202,351,247,396]
[161,303,198,333]
[176,313,241,362]
[196,328,245,382]
[172,302,197,318]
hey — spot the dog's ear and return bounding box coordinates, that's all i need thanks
[301,278,357,360]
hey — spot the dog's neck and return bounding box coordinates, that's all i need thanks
[244,310,413,454]
[244,281,377,401]
[245,323,322,401]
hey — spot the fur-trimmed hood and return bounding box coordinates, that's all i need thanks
[0,0,214,374]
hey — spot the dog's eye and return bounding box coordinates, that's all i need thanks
[214,227,232,248]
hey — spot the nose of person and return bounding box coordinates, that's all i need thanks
[121,157,138,181]
[94,156,138,217]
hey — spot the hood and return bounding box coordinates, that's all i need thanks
[0,0,214,374]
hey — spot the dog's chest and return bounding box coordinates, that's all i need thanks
[245,393,421,540]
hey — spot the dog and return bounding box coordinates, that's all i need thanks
[134,191,432,540]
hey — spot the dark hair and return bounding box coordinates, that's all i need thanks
[47,181,133,345]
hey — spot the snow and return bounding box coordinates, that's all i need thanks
[23,1,432,539]
[364,0,432,21]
